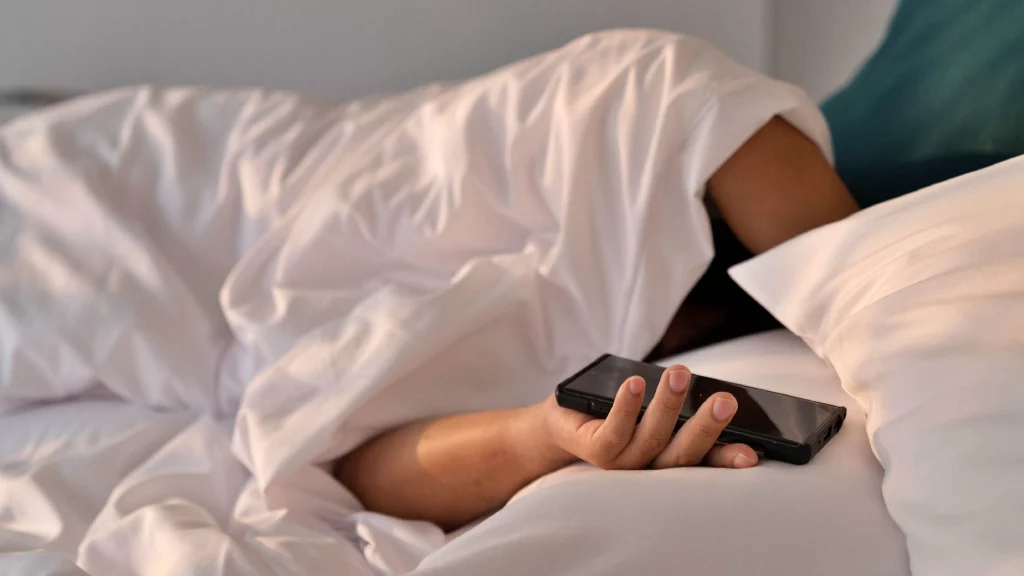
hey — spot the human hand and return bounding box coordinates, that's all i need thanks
[531,365,759,470]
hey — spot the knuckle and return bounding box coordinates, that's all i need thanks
[655,399,682,418]
[611,403,640,420]
[667,421,723,467]
[670,442,704,467]
[642,434,668,455]
[594,433,626,456]
[694,421,721,443]
[592,455,622,470]
[675,450,704,467]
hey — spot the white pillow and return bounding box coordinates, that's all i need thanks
[730,157,1024,576]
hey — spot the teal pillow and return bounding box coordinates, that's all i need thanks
[821,0,1024,207]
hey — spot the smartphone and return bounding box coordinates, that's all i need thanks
[555,354,846,464]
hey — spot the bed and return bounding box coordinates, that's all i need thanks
[2,5,1023,574]
[0,29,894,575]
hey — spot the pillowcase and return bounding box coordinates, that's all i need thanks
[730,156,1024,575]
[822,0,1024,207]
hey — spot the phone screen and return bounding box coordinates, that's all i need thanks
[564,355,836,443]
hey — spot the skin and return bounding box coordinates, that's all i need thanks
[334,117,858,531]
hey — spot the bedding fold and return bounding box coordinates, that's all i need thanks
[0,29,830,574]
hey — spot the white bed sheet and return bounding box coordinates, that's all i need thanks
[0,331,910,575]
[418,330,911,575]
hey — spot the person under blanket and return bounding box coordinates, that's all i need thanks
[334,116,858,530]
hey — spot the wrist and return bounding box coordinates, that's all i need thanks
[507,401,576,476]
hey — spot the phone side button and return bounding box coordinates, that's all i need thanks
[589,400,610,418]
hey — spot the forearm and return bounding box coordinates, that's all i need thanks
[334,404,574,531]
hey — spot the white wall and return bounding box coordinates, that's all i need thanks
[0,0,770,103]
[772,0,898,101]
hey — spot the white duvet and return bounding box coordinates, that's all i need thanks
[0,30,832,574]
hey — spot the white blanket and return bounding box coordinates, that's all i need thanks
[0,30,828,574]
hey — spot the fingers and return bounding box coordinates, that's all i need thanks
[651,391,745,469]
[594,376,645,444]
[564,366,759,471]
[704,443,759,469]
[575,376,645,467]
[616,365,690,468]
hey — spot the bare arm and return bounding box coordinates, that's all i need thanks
[335,406,570,531]
[334,117,858,530]
[707,116,858,254]
[647,116,859,359]
[336,366,749,531]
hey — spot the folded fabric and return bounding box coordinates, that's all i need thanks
[0,30,831,574]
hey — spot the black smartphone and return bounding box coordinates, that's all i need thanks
[555,354,846,464]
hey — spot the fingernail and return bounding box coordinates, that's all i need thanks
[668,369,689,393]
[628,377,644,396]
[712,397,736,421]
[733,453,757,468]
